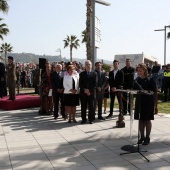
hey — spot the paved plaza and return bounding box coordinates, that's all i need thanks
[0,107,170,170]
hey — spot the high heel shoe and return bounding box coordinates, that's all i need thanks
[142,137,150,145]
[137,138,144,144]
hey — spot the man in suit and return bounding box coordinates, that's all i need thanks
[79,60,97,124]
[106,60,124,118]
[94,62,106,120]
[121,58,135,115]
[50,64,65,119]
[7,56,16,100]
[0,62,5,98]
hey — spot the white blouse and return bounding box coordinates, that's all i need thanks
[63,74,79,94]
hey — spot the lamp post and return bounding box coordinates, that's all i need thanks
[154,25,170,65]
[91,0,111,69]
[56,48,61,61]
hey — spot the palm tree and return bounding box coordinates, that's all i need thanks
[0,18,9,40]
[0,42,13,66]
[0,0,9,13]
[86,0,92,60]
[81,29,87,44]
[63,35,80,62]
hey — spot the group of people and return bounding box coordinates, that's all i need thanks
[1,56,170,146]
[38,58,161,145]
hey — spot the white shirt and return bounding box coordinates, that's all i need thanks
[113,69,118,79]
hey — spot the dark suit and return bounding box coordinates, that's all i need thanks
[0,62,5,98]
[95,70,106,117]
[50,71,65,118]
[109,69,124,115]
[79,70,97,122]
[121,66,135,114]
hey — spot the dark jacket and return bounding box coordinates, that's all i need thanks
[0,62,5,79]
[121,66,135,89]
[79,70,97,94]
[95,70,107,91]
[109,69,124,90]
[50,71,63,93]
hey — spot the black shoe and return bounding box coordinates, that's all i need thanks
[73,118,77,123]
[89,121,94,124]
[54,117,57,120]
[98,117,105,120]
[68,119,71,123]
[106,114,113,119]
[123,110,127,115]
[81,120,86,124]
[137,138,144,144]
[142,138,150,145]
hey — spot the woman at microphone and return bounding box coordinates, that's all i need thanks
[134,63,156,145]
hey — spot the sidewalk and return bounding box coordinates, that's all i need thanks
[0,107,170,170]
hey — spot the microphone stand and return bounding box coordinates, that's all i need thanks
[120,80,150,162]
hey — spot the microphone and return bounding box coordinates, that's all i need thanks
[134,80,144,91]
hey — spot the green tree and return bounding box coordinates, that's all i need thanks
[0,0,9,13]
[0,18,9,40]
[0,42,13,66]
[63,35,80,62]
[102,63,111,73]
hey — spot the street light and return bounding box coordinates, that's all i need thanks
[56,48,61,61]
[91,0,111,69]
[154,25,170,65]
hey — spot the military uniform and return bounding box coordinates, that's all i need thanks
[7,61,16,100]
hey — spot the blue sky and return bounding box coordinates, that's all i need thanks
[2,0,170,64]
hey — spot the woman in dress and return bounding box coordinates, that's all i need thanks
[134,63,156,145]
[39,61,53,115]
[63,65,79,123]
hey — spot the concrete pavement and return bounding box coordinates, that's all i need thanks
[0,107,170,170]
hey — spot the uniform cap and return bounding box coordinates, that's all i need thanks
[8,56,13,60]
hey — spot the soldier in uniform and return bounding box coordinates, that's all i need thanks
[7,56,16,100]
[32,64,40,94]
[0,62,5,98]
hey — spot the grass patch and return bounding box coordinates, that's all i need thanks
[104,92,170,114]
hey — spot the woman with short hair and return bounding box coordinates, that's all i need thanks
[134,63,156,145]
[63,65,79,123]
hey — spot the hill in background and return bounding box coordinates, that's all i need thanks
[1,52,112,65]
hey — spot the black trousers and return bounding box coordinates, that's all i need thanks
[110,92,121,115]
[164,85,170,101]
[95,91,104,117]
[53,92,65,118]
[80,93,95,122]
[122,92,130,113]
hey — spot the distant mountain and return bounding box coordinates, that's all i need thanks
[1,52,112,65]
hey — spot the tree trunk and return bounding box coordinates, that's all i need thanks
[5,51,7,66]
[86,0,92,61]
[70,46,72,62]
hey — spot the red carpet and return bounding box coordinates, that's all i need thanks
[0,95,41,110]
